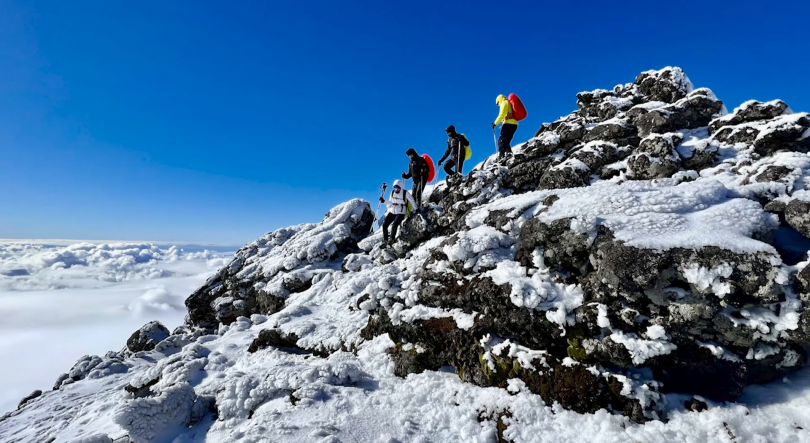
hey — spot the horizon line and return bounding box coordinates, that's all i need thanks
[0,238,243,248]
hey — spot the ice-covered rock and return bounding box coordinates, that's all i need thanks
[127,321,171,353]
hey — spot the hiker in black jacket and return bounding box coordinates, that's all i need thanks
[438,125,468,181]
[402,148,428,208]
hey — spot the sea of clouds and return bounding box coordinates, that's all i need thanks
[0,241,234,413]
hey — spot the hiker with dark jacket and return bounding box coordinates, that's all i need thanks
[438,125,468,179]
[493,94,518,161]
[402,148,428,207]
[379,179,417,247]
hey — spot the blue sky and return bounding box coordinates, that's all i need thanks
[1,0,808,244]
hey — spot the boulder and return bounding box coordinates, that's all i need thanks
[515,217,591,274]
[584,119,637,143]
[678,139,719,171]
[709,100,790,134]
[785,199,810,238]
[570,141,625,171]
[538,160,591,190]
[627,133,683,179]
[634,67,693,103]
[635,89,725,137]
[523,132,561,159]
[17,390,42,410]
[504,158,553,191]
[126,321,170,353]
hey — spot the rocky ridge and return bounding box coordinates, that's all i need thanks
[3,67,810,443]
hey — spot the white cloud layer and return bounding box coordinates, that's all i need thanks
[0,242,233,413]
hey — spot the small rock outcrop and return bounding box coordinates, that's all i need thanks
[126,321,170,353]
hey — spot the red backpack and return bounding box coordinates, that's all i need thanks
[508,93,527,121]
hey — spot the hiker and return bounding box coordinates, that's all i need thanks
[378,179,417,247]
[438,125,469,181]
[493,94,518,160]
[402,148,429,207]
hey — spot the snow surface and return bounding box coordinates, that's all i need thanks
[4,319,810,443]
[0,242,233,414]
[468,179,779,254]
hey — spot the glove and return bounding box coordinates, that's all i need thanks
[438,160,443,166]
[401,172,407,179]
[379,197,385,203]
[491,122,496,129]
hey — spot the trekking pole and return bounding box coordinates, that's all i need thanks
[371,182,387,234]
[486,125,498,168]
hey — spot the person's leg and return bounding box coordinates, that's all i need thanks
[413,182,423,207]
[382,213,394,243]
[390,214,405,241]
[443,159,456,176]
[501,124,518,155]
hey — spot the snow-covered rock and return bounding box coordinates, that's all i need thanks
[4,66,810,443]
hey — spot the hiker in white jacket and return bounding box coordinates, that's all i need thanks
[378,179,417,247]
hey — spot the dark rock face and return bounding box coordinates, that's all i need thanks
[515,217,591,274]
[634,67,692,103]
[538,163,590,190]
[570,142,625,171]
[504,158,553,192]
[753,115,810,156]
[753,165,792,184]
[247,329,313,354]
[785,199,810,238]
[185,199,374,328]
[635,90,725,137]
[127,321,170,353]
[628,133,683,179]
[523,133,561,159]
[17,390,42,410]
[709,100,790,134]
[584,120,637,143]
[398,209,441,249]
[711,113,810,156]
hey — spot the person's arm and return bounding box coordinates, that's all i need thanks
[379,191,393,204]
[494,100,509,126]
[402,160,413,179]
[438,144,451,164]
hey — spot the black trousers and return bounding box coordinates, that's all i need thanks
[443,155,465,176]
[412,177,427,207]
[382,213,405,242]
[498,123,518,157]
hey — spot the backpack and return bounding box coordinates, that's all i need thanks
[460,133,471,160]
[508,93,527,121]
[420,155,434,182]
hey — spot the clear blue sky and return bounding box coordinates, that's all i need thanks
[1,0,808,245]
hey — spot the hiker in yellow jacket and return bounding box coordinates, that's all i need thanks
[492,94,518,161]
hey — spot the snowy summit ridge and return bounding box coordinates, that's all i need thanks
[4,67,810,443]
